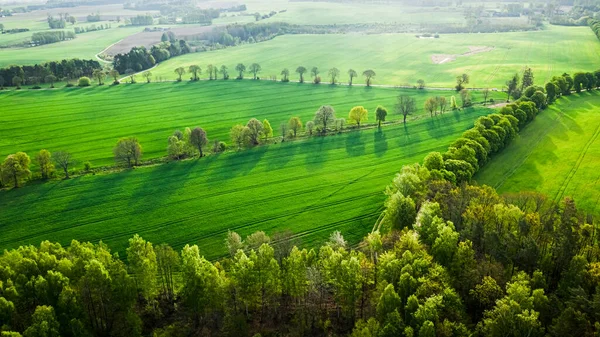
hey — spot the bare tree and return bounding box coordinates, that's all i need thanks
[53,151,75,179]
[114,137,142,167]
[395,95,416,124]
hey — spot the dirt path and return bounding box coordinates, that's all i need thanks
[431,46,495,65]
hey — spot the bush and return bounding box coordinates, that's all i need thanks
[281,78,289,82]
[84,162,92,171]
[78,77,91,87]
[30,86,42,90]
[313,76,321,84]
[112,80,120,85]
[65,83,74,87]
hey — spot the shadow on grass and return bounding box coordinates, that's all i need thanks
[267,140,298,171]
[374,128,388,157]
[208,145,268,182]
[304,136,330,171]
[345,130,366,157]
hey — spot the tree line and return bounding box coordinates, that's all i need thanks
[112,37,191,74]
[31,30,75,46]
[0,59,101,88]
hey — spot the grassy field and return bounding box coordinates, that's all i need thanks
[0,80,500,168]
[152,25,600,89]
[476,91,600,214]
[0,105,491,259]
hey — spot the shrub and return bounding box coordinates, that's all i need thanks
[30,86,42,90]
[83,161,92,171]
[313,76,321,84]
[78,77,91,87]
[65,83,74,87]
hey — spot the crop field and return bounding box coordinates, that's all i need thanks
[0,104,491,259]
[152,25,600,89]
[476,91,600,214]
[0,80,500,168]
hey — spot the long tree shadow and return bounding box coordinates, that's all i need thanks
[374,128,388,157]
[304,136,330,171]
[209,145,268,182]
[267,140,298,171]
[345,130,366,157]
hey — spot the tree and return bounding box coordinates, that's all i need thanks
[246,118,264,145]
[45,75,57,88]
[36,150,54,179]
[306,121,315,136]
[114,137,142,167]
[175,67,185,81]
[482,88,490,105]
[424,97,438,117]
[23,305,60,337]
[220,65,229,79]
[288,117,302,137]
[190,127,208,157]
[456,73,469,91]
[460,89,471,107]
[109,69,120,84]
[279,123,289,141]
[187,65,201,81]
[437,96,448,114]
[207,64,214,80]
[53,151,74,179]
[545,82,558,103]
[348,106,368,128]
[124,69,135,83]
[348,69,357,85]
[573,72,587,93]
[328,67,340,84]
[314,105,336,133]
[142,71,152,83]
[226,231,244,256]
[127,234,158,300]
[12,76,22,89]
[168,136,186,159]
[78,76,91,86]
[396,95,416,124]
[375,106,388,127]
[363,70,376,86]
[230,124,248,149]
[506,73,520,102]
[262,120,273,140]
[417,79,425,89]
[385,192,416,229]
[522,67,534,89]
[236,63,247,79]
[296,66,307,83]
[92,69,104,85]
[249,63,261,80]
[1,152,31,188]
[311,67,319,81]
[280,68,289,82]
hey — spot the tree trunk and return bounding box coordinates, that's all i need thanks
[13,172,18,188]
[198,146,203,157]
[403,114,407,124]
[64,167,69,179]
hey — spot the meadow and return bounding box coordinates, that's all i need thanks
[152,25,600,89]
[476,91,600,214]
[0,105,491,259]
[0,80,499,168]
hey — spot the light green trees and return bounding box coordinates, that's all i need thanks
[155,244,179,300]
[230,124,248,149]
[288,117,302,137]
[328,67,340,84]
[36,150,54,179]
[249,63,261,80]
[188,65,200,81]
[167,135,186,159]
[235,63,246,79]
[92,69,104,85]
[220,65,228,79]
[348,106,368,128]
[246,118,264,145]
[142,71,152,83]
[126,234,157,300]
[384,192,416,229]
[1,152,31,188]
[23,306,60,337]
[262,119,273,141]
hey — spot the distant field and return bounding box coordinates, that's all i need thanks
[0,80,500,167]
[476,91,600,214]
[152,25,600,88]
[0,105,491,259]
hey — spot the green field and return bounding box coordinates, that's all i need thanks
[0,103,491,259]
[152,25,600,89]
[476,91,600,214]
[0,80,499,167]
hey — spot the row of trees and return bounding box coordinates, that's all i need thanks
[112,39,191,75]
[170,63,378,86]
[0,59,101,88]
[0,150,75,188]
[31,31,75,45]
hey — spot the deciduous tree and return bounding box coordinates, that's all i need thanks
[328,67,340,84]
[1,152,31,188]
[246,118,264,145]
[142,71,152,83]
[175,67,185,81]
[249,63,261,80]
[114,137,142,167]
[230,124,248,149]
[235,63,246,79]
[363,69,376,86]
[348,69,357,85]
[220,65,228,79]
[348,106,368,128]
[190,127,208,157]
[375,106,387,127]
[456,73,469,91]
[314,105,336,133]
[36,149,54,179]
[296,66,307,83]
[53,151,74,179]
[396,95,416,124]
[262,120,273,140]
[288,117,302,137]
[280,68,289,82]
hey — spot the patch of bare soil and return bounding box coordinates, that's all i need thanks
[104,25,214,55]
[431,45,495,65]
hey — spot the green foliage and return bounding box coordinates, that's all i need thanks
[77,76,91,87]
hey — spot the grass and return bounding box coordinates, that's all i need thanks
[151,25,600,89]
[0,80,500,168]
[0,105,491,259]
[476,91,600,214]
